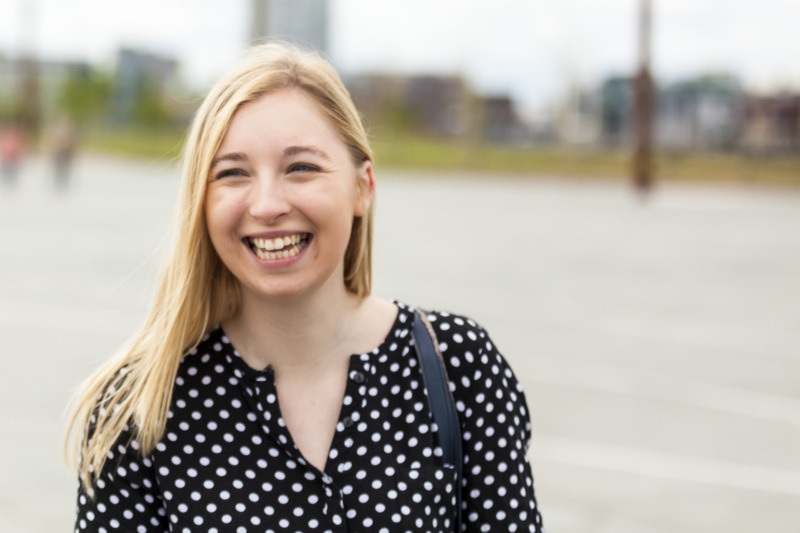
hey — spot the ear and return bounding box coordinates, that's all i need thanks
[353,160,375,217]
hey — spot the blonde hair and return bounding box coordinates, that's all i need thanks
[66,42,374,492]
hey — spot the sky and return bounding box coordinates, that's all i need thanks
[1,0,799,117]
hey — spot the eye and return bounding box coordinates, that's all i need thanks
[213,168,246,180]
[288,162,320,173]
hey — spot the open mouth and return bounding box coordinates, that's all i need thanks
[247,233,311,260]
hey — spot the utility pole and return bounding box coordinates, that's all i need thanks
[633,0,654,193]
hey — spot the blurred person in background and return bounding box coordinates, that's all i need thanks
[49,117,78,191]
[0,121,24,187]
[66,42,544,532]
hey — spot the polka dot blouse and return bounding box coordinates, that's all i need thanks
[76,303,544,532]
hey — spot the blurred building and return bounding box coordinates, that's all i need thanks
[479,96,528,143]
[595,73,757,153]
[741,93,800,154]
[658,75,743,151]
[0,54,14,106]
[252,0,329,55]
[346,73,528,143]
[600,76,635,146]
[111,48,179,125]
[0,52,91,125]
[347,74,468,137]
[558,84,602,147]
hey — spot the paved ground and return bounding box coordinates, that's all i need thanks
[1,155,799,532]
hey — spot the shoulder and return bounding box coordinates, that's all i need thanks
[413,306,526,398]
[413,307,533,443]
[171,326,241,403]
[421,309,491,350]
[176,326,233,378]
[415,307,498,366]
[407,306,508,375]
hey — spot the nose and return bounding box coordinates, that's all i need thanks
[248,174,291,223]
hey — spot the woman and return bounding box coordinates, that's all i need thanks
[68,43,544,532]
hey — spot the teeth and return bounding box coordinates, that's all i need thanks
[251,234,309,261]
[251,234,307,252]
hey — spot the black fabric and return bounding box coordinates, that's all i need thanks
[76,302,544,532]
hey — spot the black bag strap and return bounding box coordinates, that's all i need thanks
[412,309,463,532]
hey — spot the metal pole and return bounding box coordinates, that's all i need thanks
[633,0,653,193]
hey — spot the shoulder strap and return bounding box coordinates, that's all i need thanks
[412,309,463,532]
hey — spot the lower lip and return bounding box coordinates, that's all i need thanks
[245,237,311,268]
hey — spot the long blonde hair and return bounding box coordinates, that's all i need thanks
[66,42,375,492]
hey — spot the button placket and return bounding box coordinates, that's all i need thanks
[239,370,309,466]
[327,359,373,489]
[342,362,372,430]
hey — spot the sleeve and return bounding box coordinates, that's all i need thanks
[431,312,545,533]
[75,422,169,532]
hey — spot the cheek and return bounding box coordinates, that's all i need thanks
[204,197,222,238]
[314,197,356,236]
[204,192,240,246]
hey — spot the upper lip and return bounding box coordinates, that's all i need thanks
[245,230,310,239]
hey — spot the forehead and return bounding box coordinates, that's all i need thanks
[219,88,342,150]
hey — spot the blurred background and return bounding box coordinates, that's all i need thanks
[0,1,799,532]
[1,0,799,180]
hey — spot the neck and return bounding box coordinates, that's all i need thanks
[223,282,363,377]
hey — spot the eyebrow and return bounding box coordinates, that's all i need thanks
[284,145,331,161]
[210,145,331,169]
[210,152,248,168]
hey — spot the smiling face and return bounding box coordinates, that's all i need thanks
[204,88,374,303]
